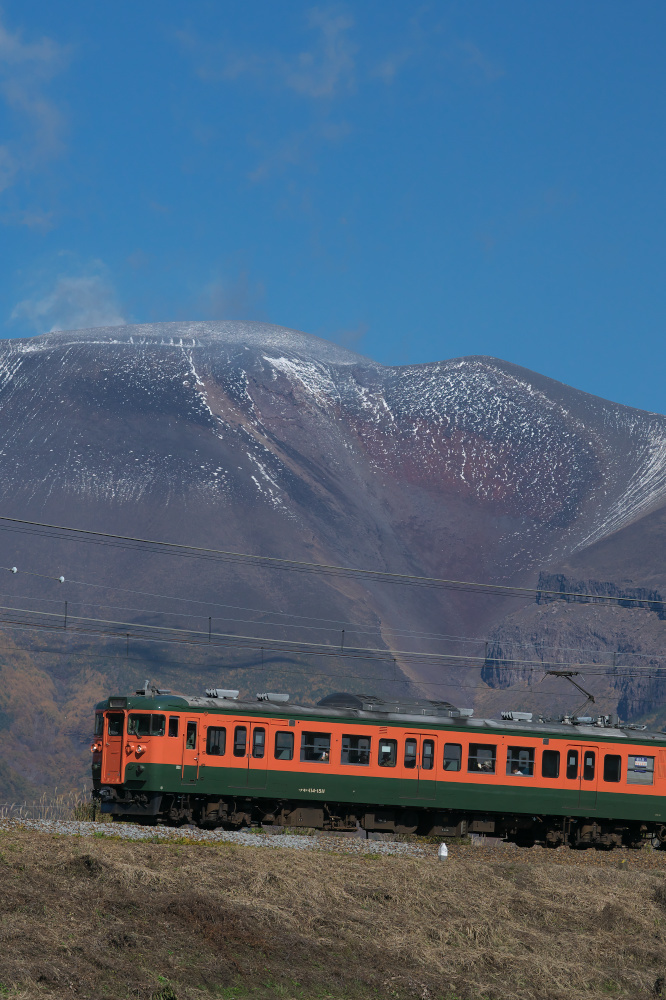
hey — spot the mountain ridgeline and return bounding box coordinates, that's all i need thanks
[0,320,666,795]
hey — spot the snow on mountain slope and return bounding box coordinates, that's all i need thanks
[1,322,665,575]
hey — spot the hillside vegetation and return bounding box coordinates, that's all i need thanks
[1,830,666,999]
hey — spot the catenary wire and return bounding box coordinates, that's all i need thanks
[1,514,665,609]
[1,573,665,663]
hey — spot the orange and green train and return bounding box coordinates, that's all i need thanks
[91,687,666,849]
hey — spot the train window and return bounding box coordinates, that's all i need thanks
[168,717,179,738]
[541,750,560,778]
[128,714,151,736]
[583,751,595,781]
[378,739,397,767]
[206,727,226,756]
[603,754,621,782]
[422,740,435,771]
[404,739,417,769]
[275,731,294,760]
[443,744,462,771]
[467,744,496,774]
[506,747,534,776]
[94,714,104,737]
[185,722,197,750]
[252,728,266,758]
[128,714,165,736]
[233,726,247,757]
[301,732,331,763]
[341,735,371,766]
[566,750,579,779]
[107,713,123,736]
[627,754,654,785]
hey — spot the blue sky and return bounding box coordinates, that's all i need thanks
[1,2,665,412]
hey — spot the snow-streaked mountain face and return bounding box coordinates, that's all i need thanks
[2,322,666,563]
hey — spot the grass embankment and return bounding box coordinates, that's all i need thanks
[1,831,666,1000]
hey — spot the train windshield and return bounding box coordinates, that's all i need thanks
[127,713,166,736]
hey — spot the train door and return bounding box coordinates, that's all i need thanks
[229,723,268,789]
[400,734,437,800]
[565,744,598,811]
[181,720,200,784]
[102,712,124,783]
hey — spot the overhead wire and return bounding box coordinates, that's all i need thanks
[0,567,664,665]
[0,599,661,677]
[1,513,665,609]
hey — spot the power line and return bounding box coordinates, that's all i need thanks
[1,513,664,609]
[1,572,665,668]
[0,598,661,677]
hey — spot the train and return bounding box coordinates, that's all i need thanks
[91,683,666,849]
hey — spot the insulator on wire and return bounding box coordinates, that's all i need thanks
[10,567,17,574]
[58,576,65,584]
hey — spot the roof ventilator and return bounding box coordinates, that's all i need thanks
[257,692,290,703]
[205,688,239,700]
[316,692,473,717]
[501,711,533,722]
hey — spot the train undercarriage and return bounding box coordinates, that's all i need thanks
[94,786,665,850]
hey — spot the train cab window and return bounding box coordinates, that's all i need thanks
[252,728,266,758]
[603,754,621,782]
[404,739,418,769]
[185,722,197,750]
[94,714,104,737]
[467,744,496,774]
[566,750,579,779]
[168,717,179,738]
[583,751,595,781]
[341,735,371,766]
[206,727,226,756]
[378,739,397,767]
[301,732,331,763]
[107,713,124,737]
[443,744,462,771]
[275,731,294,760]
[506,747,534,776]
[233,726,247,757]
[422,740,435,771]
[627,754,654,785]
[541,750,560,778]
[128,714,165,736]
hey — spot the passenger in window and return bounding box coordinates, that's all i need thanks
[320,749,329,762]
[378,740,397,767]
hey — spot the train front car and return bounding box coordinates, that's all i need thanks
[92,686,192,823]
[90,687,666,848]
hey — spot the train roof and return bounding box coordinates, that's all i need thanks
[94,685,666,745]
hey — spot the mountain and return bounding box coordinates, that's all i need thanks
[0,320,666,795]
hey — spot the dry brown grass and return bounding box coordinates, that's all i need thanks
[0,786,110,823]
[1,830,666,999]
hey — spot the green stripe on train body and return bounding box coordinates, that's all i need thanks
[126,762,665,824]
